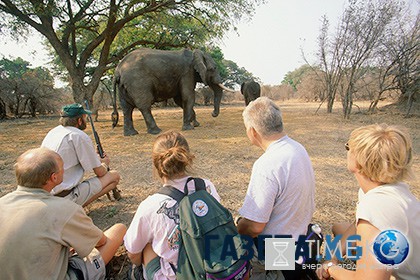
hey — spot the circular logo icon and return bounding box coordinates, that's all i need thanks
[192,199,208,217]
[373,229,409,265]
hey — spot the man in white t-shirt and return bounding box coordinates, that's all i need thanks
[42,103,121,206]
[237,97,315,280]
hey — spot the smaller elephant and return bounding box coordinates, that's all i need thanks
[241,81,261,106]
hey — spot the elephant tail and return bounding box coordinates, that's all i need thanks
[111,75,119,128]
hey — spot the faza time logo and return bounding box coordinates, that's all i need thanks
[265,229,410,270]
[204,228,410,271]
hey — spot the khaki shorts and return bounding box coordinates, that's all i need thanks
[66,177,102,205]
[67,248,106,280]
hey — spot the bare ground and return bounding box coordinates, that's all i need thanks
[0,100,419,279]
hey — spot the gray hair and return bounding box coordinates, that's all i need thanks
[59,115,80,126]
[242,97,283,137]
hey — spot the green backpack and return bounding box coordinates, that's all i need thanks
[158,177,250,280]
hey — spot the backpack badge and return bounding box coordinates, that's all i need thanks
[192,199,208,217]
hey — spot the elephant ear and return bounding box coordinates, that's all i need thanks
[193,49,208,85]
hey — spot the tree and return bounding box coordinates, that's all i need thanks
[0,57,56,118]
[309,0,407,118]
[296,69,326,102]
[0,0,263,106]
[223,59,259,88]
[281,64,312,91]
[388,14,419,116]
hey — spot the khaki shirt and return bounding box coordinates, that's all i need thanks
[0,186,103,280]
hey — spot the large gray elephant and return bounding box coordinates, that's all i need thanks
[112,48,234,135]
[240,80,261,106]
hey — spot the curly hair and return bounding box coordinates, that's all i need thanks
[348,123,413,184]
[152,131,195,179]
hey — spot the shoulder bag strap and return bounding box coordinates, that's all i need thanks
[157,185,185,203]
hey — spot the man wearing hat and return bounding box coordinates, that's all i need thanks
[41,103,121,206]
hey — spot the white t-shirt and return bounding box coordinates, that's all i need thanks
[41,125,101,194]
[124,176,220,280]
[239,135,315,239]
[356,183,420,279]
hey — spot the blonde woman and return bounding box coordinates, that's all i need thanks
[124,131,220,280]
[318,124,420,280]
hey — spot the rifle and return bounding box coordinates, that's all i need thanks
[84,100,121,201]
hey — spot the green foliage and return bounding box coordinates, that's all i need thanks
[0,57,30,79]
[222,59,259,88]
[0,0,265,103]
[196,46,258,88]
[281,64,312,91]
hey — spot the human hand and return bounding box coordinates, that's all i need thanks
[100,154,111,166]
[316,261,335,280]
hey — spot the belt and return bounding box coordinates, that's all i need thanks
[54,189,73,197]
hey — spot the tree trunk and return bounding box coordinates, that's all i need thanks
[29,97,37,117]
[327,97,334,113]
[69,71,103,110]
[0,98,6,119]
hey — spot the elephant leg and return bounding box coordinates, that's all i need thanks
[192,110,200,127]
[136,100,162,134]
[174,95,197,130]
[121,99,138,136]
[139,107,161,135]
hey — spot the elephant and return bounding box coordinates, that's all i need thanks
[240,80,261,106]
[112,48,234,135]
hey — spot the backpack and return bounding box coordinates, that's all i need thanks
[158,177,250,280]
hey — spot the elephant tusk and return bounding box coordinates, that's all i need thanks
[218,83,236,93]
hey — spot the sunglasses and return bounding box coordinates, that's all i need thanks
[345,143,349,151]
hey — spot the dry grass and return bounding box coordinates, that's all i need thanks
[0,100,418,279]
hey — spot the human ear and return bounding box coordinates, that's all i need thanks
[50,172,58,183]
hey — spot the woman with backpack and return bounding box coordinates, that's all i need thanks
[124,130,221,280]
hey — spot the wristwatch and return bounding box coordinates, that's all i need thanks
[234,216,243,225]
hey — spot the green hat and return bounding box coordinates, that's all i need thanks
[61,103,92,117]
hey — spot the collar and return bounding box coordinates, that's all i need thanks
[16,185,52,195]
[265,135,289,152]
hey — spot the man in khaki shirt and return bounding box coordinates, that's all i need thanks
[0,148,126,280]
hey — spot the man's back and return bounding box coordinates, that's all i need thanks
[240,135,315,238]
[42,125,101,194]
[0,186,102,280]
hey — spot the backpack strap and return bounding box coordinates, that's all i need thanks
[157,185,185,203]
[158,177,207,201]
[184,177,206,193]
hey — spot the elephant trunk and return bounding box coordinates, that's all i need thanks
[212,87,223,117]
[210,83,235,117]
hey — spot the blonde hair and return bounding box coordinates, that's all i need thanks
[14,147,60,188]
[348,123,413,184]
[152,131,195,179]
